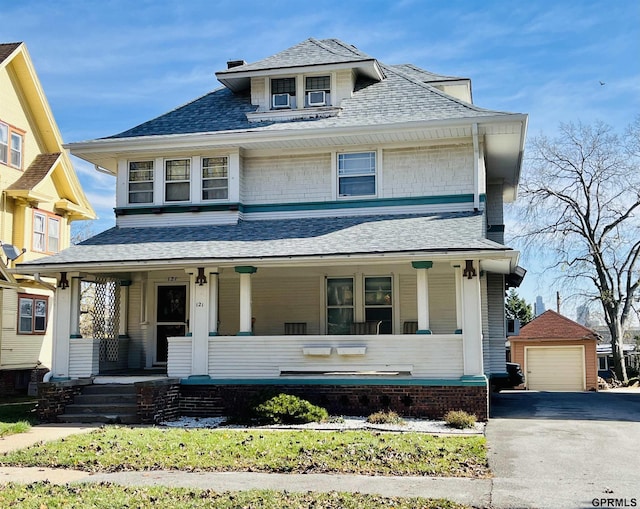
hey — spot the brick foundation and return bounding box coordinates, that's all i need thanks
[180,383,488,421]
[0,368,49,397]
[135,378,181,424]
[37,379,93,422]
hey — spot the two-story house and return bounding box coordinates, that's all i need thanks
[20,38,527,421]
[0,42,95,394]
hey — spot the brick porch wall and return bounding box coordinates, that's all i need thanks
[136,379,181,424]
[180,384,488,421]
[37,379,93,422]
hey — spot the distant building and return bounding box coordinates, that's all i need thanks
[535,296,546,316]
[576,303,594,328]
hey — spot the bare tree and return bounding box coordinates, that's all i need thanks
[514,118,640,383]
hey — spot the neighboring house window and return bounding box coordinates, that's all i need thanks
[129,161,154,204]
[0,121,24,169]
[364,276,392,334]
[202,156,228,200]
[305,75,330,107]
[327,277,354,335]
[271,77,295,109]
[33,210,61,254]
[18,294,48,334]
[338,152,376,197]
[598,356,608,371]
[165,159,191,202]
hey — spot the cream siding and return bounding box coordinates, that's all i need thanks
[68,338,100,378]
[250,77,267,110]
[125,279,148,368]
[334,69,354,106]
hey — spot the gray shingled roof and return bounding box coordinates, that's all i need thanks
[217,38,374,75]
[19,212,508,268]
[389,64,467,83]
[108,61,507,139]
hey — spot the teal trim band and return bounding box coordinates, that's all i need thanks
[208,331,219,336]
[187,375,211,381]
[411,261,433,269]
[118,334,130,339]
[234,266,257,274]
[70,334,82,339]
[50,377,71,382]
[236,331,253,336]
[416,329,432,334]
[455,329,463,334]
[114,194,486,217]
[119,280,132,287]
[186,332,193,337]
[180,377,487,387]
[460,375,488,386]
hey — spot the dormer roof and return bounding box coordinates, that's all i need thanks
[216,38,384,92]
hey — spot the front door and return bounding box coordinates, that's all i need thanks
[156,284,187,364]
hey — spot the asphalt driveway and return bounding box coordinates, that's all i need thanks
[486,390,640,509]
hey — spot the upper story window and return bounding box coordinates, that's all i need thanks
[202,156,228,200]
[338,151,376,197]
[18,294,48,335]
[33,210,60,254]
[165,159,191,202]
[305,76,330,107]
[129,161,154,204]
[271,77,296,109]
[0,121,24,169]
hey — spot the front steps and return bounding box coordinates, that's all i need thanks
[58,383,140,424]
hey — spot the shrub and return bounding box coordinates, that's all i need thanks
[366,410,406,425]
[253,394,328,425]
[444,410,477,429]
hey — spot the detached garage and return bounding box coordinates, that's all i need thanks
[510,310,598,391]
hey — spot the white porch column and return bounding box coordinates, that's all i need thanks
[118,280,131,338]
[412,261,432,334]
[209,271,219,336]
[453,264,463,334]
[235,266,257,335]
[188,267,214,377]
[69,275,81,338]
[461,260,484,376]
[51,273,72,379]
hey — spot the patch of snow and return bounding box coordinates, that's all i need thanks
[161,416,484,435]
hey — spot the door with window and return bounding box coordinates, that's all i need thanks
[156,285,187,364]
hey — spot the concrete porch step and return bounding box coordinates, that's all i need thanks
[81,384,138,395]
[73,393,137,405]
[57,413,140,425]
[58,383,141,424]
[64,403,138,415]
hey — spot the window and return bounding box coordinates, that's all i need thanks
[202,156,228,200]
[364,276,392,334]
[165,159,191,202]
[598,356,608,371]
[338,152,376,197]
[0,121,24,169]
[129,161,154,204]
[305,75,330,107]
[33,210,60,254]
[327,277,353,335]
[271,78,295,109]
[18,294,48,334]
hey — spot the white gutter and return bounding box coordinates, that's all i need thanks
[33,273,57,291]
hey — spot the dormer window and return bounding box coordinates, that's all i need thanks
[271,78,295,109]
[305,76,330,107]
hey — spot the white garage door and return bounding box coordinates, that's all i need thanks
[525,346,585,391]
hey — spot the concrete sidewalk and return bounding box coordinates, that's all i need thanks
[0,423,492,507]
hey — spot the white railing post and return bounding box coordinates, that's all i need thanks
[412,261,432,334]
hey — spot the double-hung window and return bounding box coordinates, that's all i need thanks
[202,156,228,200]
[33,210,60,254]
[0,121,24,169]
[165,159,191,202]
[271,77,296,109]
[364,276,393,334]
[18,294,48,334]
[128,161,154,204]
[338,151,376,197]
[305,75,330,107]
[326,277,354,335]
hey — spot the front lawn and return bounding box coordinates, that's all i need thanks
[0,426,489,478]
[0,400,38,438]
[0,483,468,509]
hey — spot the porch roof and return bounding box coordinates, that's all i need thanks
[17,211,515,270]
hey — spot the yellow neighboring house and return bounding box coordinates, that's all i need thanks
[0,42,95,394]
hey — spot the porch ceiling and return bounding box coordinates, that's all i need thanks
[16,211,519,273]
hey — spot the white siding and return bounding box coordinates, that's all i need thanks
[482,273,506,375]
[382,145,474,198]
[208,334,463,378]
[398,271,456,334]
[167,337,192,378]
[68,339,100,378]
[250,77,267,110]
[399,274,417,330]
[126,279,148,368]
[334,69,354,106]
[242,153,332,204]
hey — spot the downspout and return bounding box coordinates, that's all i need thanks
[34,273,57,291]
[472,123,480,211]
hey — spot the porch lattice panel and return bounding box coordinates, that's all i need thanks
[93,277,121,362]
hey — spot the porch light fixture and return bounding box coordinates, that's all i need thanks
[463,260,477,279]
[58,272,69,289]
[195,267,207,286]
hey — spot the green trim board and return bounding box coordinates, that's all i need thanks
[114,194,486,216]
[180,376,487,387]
[411,261,433,269]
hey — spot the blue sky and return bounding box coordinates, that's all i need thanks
[4,0,639,314]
